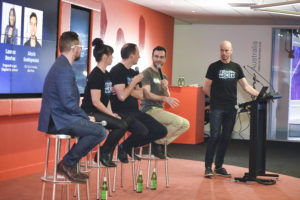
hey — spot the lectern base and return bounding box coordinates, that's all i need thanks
[234,173,278,185]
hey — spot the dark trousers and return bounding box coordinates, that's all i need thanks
[57,119,107,167]
[92,112,128,153]
[205,109,236,169]
[118,110,167,153]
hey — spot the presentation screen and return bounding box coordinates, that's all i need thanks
[0,0,58,98]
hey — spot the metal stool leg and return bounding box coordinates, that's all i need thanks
[107,168,112,197]
[131,148,137,191]
[113,147,118,192]
[52,137,60,200]
[136,147,142,180]
[96,144,101,200]
[165,140,169,188]
[146,143,152,189]
[41,138,51,200]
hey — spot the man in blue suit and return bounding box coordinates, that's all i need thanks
[38,31,107,183]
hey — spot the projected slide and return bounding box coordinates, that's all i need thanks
[291,46,300,100]
[0,0,58,97]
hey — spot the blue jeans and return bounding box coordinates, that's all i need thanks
[205,109,236,169]
[58,119,107,167]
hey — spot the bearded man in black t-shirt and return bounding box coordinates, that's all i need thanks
[203,41,259,178]
[110,43,167,163]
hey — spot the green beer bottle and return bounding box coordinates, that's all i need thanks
[151,168,157,190]
[101,177,108,200]
[137,170,143,193]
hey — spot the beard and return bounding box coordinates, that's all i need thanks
[153,62,161,68]
[221,55,229,61]
[74,51,81,61]
[74,54,81,61]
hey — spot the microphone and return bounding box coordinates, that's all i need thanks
[96,120,107,127]
[157,65,164,80]
[244,65,275,92]
[243,66,264,89]
[134,66,142,87]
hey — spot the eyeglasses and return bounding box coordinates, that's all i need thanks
[71,44,83,49]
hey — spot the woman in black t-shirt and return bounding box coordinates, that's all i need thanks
[81,38,128,167]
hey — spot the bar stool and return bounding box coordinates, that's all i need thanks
[80,140,114,200]
[136,140,169,189]
[112,133,138,192]
[40,133,89,200]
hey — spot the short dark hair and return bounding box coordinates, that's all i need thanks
[121,43,137,59]
[30,12,37,24]
[92,38,114,62]
[59,31,79,53]
[152,46,167,57]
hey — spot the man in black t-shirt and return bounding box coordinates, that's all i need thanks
[203,41,259,178]
[110,43,167,163]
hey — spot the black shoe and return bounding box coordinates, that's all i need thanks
[94,152,99,163]
[100,150,117,167]
[117,145,129,163]
[57,160,86,184]
[128,151,141,161]
[152,143,166,159]
[214,167,231,177]
[204,167,214,178]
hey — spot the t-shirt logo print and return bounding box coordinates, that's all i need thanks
[127,77,133,85]
[104,81,112,95]
[219,70,236,80]
[153,77,160,84]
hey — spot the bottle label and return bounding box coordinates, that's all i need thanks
[137,182,143,193]
[151,180,157,190]
[101,190,107,200]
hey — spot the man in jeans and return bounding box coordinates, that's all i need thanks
[203,40,259,178]
[38,31,107,183]
[140,46,190,158]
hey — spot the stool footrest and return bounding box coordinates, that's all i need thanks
[41,176,72,184]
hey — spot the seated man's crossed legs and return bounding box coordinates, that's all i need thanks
[146,107,190,159]
[117,111,167,163]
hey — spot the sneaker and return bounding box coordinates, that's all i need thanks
[214,168,231,177]
[204,167,214,178]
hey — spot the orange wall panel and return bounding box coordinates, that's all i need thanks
[101,0,174,81]
[0,100,11,116]
[11,99,41,115]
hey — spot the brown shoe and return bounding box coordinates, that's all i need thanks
[78,172,89,179]
[57,160,86,184]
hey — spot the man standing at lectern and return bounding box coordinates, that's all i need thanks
[203,40,259,178]
[140,46,190,158]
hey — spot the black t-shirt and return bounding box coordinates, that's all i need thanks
[110,63,139,112]
[206,60,245,110]
[81,67,112,114]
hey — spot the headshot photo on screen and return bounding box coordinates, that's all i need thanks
[23,7,43,48]
[1,2,22,45]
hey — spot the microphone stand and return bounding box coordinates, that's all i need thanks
[245,65,281,99]
[245,65,275,92]
[243,66,264,100]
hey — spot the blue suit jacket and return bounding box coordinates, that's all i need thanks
[38,55,89,133]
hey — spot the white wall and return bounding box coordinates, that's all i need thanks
[172,24,273,139]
